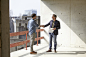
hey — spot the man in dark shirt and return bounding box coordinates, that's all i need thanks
[41,14,60,52]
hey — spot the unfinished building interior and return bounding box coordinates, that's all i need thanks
[0,0,86,57]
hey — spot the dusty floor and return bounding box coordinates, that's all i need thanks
[10,39,86,57]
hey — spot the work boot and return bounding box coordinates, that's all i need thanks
[30,51,37,54]
[46,49,52,52]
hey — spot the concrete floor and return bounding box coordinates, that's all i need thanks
[10,39,86,57]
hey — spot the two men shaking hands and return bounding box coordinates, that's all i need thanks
[27,13,60,54]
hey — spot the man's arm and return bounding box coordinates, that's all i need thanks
[40,21,51,28]
[33,21,39,27]
[27,21,29,29]
[44,21,51,27]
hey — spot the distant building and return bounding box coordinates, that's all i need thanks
[10,16,21,20]
[23,9,37,16]
[10,16,21,33]
[12,18,16,32]
[10,16,40,52]
[10,17,14,33]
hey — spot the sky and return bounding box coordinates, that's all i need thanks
[9,0,40,16]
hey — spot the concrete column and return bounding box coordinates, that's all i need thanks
[0,0,1,57]
[1,0,10,57]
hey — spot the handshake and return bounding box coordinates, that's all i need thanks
[39,25,45,28]
[39,25,56,30]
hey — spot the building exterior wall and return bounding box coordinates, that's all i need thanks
[24,10,37,16]
[41,0,86,48]
[10,18,14,33]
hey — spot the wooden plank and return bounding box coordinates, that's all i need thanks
[36,29,44,32]
[40,29,44,31]
[35,37,44,41]
[10,29,44,37]
[10,31,29,37]
[10,29,44,48]
[10,40,30,48]
[10,37,44,48]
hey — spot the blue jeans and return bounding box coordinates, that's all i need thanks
[49,33,57,50]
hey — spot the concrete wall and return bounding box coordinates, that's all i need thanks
[41,0,86,48]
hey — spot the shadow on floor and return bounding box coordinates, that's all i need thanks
[19,51,86,57]
[19,45,86,57]
[32,51,86,57]
[19,45,48,57]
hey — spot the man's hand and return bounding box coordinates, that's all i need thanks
[40,25,45,28]
[53,28,56,30]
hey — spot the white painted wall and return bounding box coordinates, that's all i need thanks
[40,0,86,48]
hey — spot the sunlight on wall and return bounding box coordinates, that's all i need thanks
[41,0,86,48]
